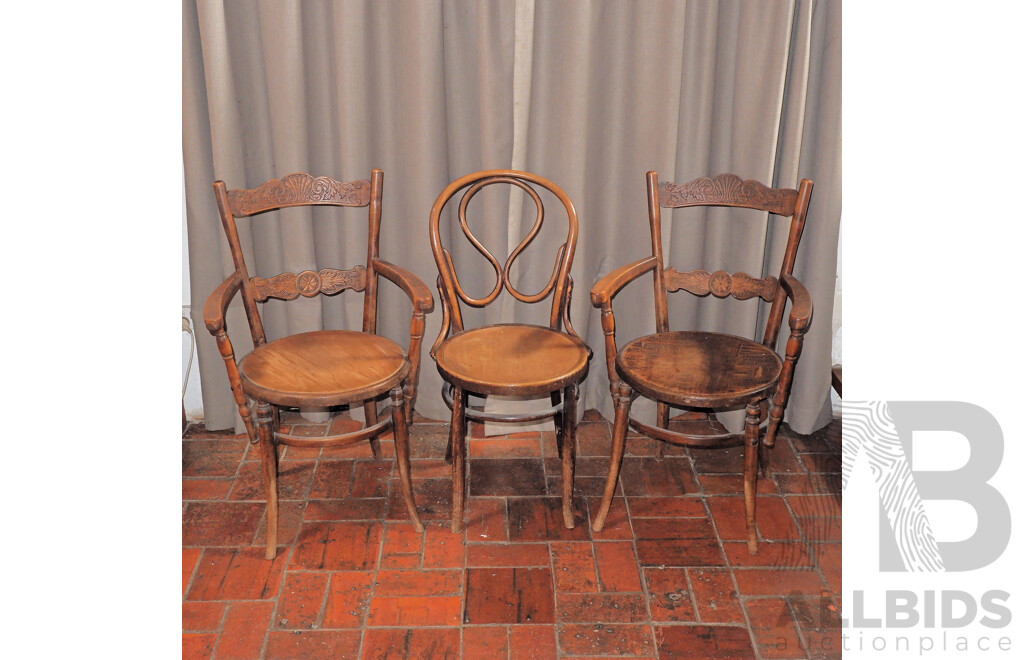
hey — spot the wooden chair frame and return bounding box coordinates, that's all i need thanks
[428,170,591,532]
[590,171,813,553]
[203,169,433,559]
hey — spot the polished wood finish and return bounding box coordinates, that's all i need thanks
[434,325,590,396]
[428,170,591,533]
[203,169,433,559]
[239,331,408,408]
[590,171,814,555]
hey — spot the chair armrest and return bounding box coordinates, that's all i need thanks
[373,258,434,314]
[203,272,243,334]
[780,274,813,330]
[590,256,658,306]
[765,274,814,444]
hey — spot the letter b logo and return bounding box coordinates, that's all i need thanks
[843,401,1010,572]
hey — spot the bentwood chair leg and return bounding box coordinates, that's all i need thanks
[256,402,279,560]
[560,384,578,529]
[551,390,564,459]
[593,381,632,532]
[443,386,454,465]
[364,399,382,460]
[743,402,761,555]
[390,387,424,532]
[449,388,467,533]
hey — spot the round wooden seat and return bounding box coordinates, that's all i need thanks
[239,330,409,408]
[616,331,782,408]
[434,324,590,396]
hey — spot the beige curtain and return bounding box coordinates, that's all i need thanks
[184,0,840,435]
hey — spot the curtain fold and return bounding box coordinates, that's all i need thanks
[184,0,840,435]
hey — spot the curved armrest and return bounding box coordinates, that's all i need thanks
[429,276,451,360]
[590,256,658,306]
[373,258,434,314]
[780,274,812,330]
[203,272,243,334]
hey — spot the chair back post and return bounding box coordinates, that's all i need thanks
[361,168,384,335]
[428,170,579,335]
[646,171,670,334]
[761,178,813,351]
[546,178,578,331]
[213,179,268,347]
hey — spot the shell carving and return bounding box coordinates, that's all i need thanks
[659,174,797,215]
[229,173,371,216]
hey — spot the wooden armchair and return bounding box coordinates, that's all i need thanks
[203,169,432,559]
[428,170,592,532]
[590,171,813,554]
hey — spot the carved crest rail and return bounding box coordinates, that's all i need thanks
[659,174,797,215]
[228,173,372,216]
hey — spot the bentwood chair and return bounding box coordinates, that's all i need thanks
[590,172,813,554]
[203,170,432,559]
[428,170,591,532]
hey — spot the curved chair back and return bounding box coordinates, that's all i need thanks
[428,170,579,338]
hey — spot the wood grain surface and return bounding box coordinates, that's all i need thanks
[434,324,589,397]
[239,330,408,408]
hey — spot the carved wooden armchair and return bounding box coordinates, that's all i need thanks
[428,170,591,532]
[203,169,432,559]
[590,171,813,554]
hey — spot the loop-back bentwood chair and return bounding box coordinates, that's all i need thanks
[428,170,591,533]
[590,171,813,554]
[203,169,433,559]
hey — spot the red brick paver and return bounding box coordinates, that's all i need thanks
[182,411,841,658]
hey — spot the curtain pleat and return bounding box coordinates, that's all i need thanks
[184,0,840,434]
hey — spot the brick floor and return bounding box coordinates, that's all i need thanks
[183,410,841,659]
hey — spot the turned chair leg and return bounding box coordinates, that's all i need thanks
[593,381,632,532]
[390,387,424,532]
[757,400,771,478]
[743,402,761,555]
[256,402,279,560]
[559,384,578,529]
[449,387,467,533]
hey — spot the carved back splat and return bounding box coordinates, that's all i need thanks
[250,266,368,302]
[663,269,778,302]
